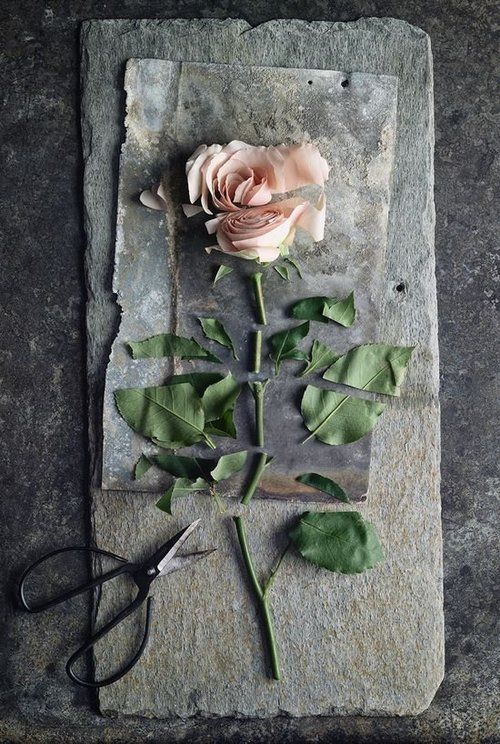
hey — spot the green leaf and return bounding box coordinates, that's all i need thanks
[114,383,209,449]
[151,453,214,480]
[213,265,233,284]
[290,292,356,327]
[274,265,291,281]
[301,385,385,445]
[134,454,152,480]
[285,256,303,278]
[322,292,356,327]
[289,296,329,323]
[156,477,208,515]
[201,373,240,423]
[126,333,221,362]
[298,340,339,377]
[269,321,310,374]
[289,511,384,573]
[168,372,224,396]
[210,451,248,482]
[295,473,350,503]
[323,343,415,396]
[198,317,239,360]
[204,409,237,439]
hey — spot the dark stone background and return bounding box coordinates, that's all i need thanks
[0,2,498,742]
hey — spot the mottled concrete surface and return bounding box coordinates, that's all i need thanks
[0,2,497,743]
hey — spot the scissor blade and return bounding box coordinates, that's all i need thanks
[158,549,216,577]
[154,519,201,575]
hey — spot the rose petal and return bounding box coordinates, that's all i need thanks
[187,144,222,203]
[140,184,167,211]
[182,203,204,217]
[296,192,326,241]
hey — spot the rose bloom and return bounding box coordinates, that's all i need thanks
[205,195,326,263]
[139,140,329,262]
[185,140,329,214]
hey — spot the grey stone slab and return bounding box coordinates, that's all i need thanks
[81,18,442,718]
[102,59,398,500]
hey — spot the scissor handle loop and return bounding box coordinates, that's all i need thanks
[66,592,153,688]
[18,546,130,613]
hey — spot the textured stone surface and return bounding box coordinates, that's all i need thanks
[83,18,442,718]
[0,3,498,743]
[103,59,398,499]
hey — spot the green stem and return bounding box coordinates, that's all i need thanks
[263,543,290,598]
[203,433,217,449]
[251,272,267,325]
[233,516,281,680]
[252,330,262,374]
[210,485,226,513]
[251,380,267,447]
[240,451,270,506]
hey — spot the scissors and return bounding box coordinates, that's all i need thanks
[18,519,213,688]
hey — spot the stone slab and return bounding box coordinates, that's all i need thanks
[102,59,398,500]
[81,18,443,718]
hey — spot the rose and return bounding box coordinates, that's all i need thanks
[186,140,330,215]
[205,195,326,263]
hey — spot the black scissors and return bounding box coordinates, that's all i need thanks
[18,519,213,688]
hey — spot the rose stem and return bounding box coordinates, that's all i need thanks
[233,516,281,680]
[251,272,267,325]
[251,381,267,447]
[240,451,269,506]
[252,330,262,374]
[203,433,217,449]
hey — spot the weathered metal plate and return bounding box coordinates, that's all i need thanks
[102,59,398,500]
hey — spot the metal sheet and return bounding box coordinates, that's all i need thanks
[102,60,398,500]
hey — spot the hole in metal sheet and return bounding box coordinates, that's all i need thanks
[395,282,406,293]
[341,79,349,88]
[307,80,313,85]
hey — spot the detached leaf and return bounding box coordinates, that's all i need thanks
[296,473,350,503]
[299,340,339,377]
[274,265,291,281]
[202,373,240,422]
[289,511,384,573]
[169,372,224,396]
[127,333,221,362]
[198,317,239,360]
[285,257,303,278]
[114,383,207,449]
[210,451,248,482]
[323,343,415,396]
[205,409,237,439]
[290,292,356,327]
[269,321,310,374]
[151,454,214,480]
[322,292,356,327]
[213,265,233,284]
[156,477,208,515]
[301,385,385,445]
[134,454,152,480]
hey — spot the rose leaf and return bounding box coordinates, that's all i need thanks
[301,385,385,445]
[198,317,239,360]
[295,473,350,503]
[323,343,415,397]
[289,511,384,573]
[269,321,310,374]
[114,383,208,449]
[298,339,339,377]
[156,477,209,516]
[126,333,221,363]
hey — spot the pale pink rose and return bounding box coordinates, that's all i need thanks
[185,140,330,215]
[205,195,326,263]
